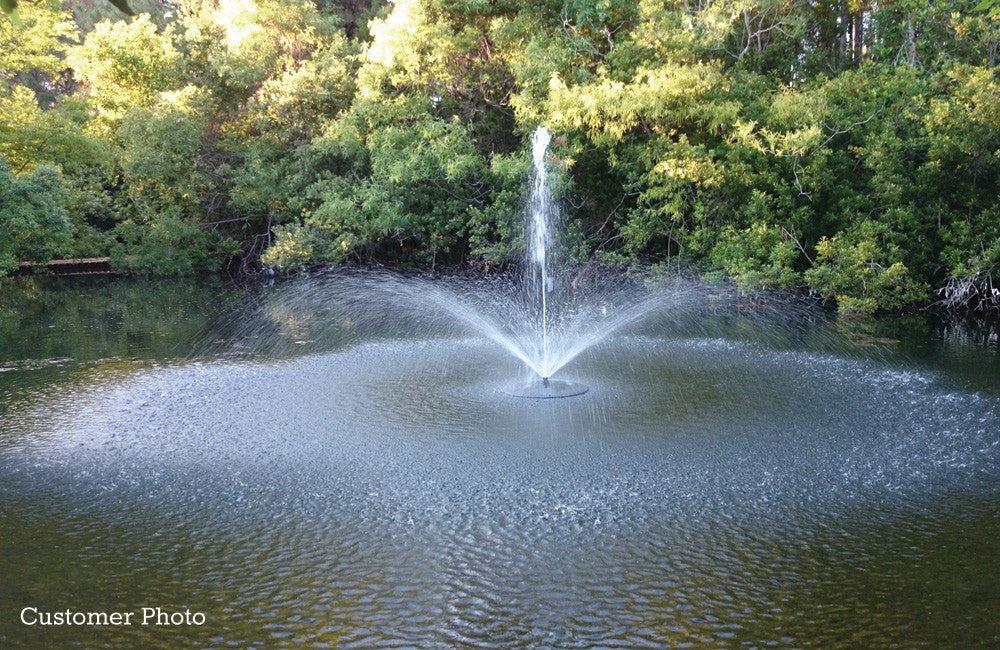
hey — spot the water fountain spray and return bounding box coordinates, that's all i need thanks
[529,127,552,377]
[356,126,673,397]
[502,126,590,398]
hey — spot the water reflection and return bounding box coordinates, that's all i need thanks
[0,273,998,648]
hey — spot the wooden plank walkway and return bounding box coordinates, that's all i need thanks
[16,257,115,275]
[18,257,111,267]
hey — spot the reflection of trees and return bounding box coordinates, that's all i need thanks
[0,276,242,363]
[939,313,1000,351]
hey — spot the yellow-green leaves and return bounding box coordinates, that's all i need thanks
[805,221,929,314]
[67,15,182,130]
[547,62,738,143]
[1,0,77,77]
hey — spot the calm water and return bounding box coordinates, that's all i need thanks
[1,274,999,648]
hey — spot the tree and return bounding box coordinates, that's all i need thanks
[0,0,96,174]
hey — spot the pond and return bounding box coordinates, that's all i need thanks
[1,273,998,648]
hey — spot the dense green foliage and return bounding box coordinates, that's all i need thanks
[2,0,999,312]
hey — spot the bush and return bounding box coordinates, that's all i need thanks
[804,222,929,315]
[710,222,802,291]
[110,206,220,275]
[0,160,72,276]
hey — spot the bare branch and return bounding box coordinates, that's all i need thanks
[780,225,814,266]
[813,108,883,155]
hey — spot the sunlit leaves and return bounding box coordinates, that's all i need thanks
[805,221,929,314]
[546,62,738,142]
[67,14,182,129]
[252,39,357,140]
[0,0,76,77]
[0,87,105,175]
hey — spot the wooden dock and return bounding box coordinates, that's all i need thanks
[17,257,115,275]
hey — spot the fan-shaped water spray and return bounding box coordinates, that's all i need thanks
[231,127,689,396]
[366,125,666,397]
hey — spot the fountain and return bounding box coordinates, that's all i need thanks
[2,183,999,648]
[254,127,707,404]
[502,126,591,398]
[267,126,688,398]
[358,125,673,397]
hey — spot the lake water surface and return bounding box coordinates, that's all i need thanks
[1,274,998,648]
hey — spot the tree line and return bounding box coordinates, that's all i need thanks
[2,0,999,313]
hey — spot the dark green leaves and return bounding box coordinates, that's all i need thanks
[0,0,21,26]
[107,0,136,16]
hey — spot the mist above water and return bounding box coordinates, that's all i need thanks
[219,126,713,382]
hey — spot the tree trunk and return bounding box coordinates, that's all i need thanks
[904,15,917,67]
[852,12,864,64]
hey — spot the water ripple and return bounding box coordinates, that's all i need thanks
[1,337,998,647]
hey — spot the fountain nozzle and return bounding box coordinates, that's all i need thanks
[502,376,588,398]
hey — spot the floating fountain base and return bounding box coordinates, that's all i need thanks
[502,378,589,399]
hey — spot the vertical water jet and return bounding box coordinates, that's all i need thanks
[504,126,589,398]
[529,126,554,376]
